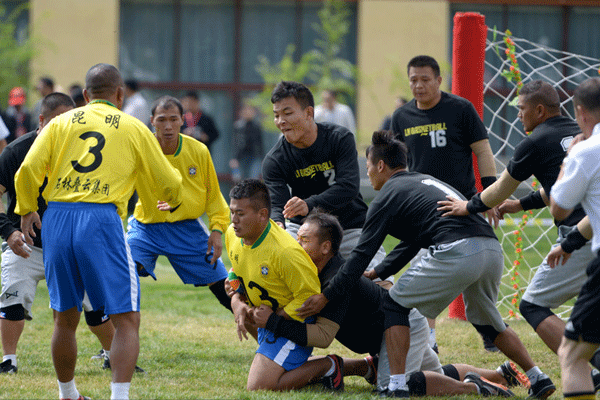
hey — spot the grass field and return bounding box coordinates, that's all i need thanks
[1,224,565,399]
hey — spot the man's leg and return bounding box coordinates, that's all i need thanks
[559,337,596,397]
[52,307,81,382]
[1,315,24,356]
[108,311,140,384]
[85,313,115,352]
[246,353,332,391]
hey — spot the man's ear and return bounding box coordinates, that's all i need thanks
[321,240,332,256]
[377,159,386,173]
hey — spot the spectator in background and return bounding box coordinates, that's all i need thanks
[123,79,151,127]
[31,76,54,129]
[181,91,219,151]
[4,87,32,143]
[229,103,263,181]
[380,96,408,131]
[69,83,86,108]
[314,89,356,135]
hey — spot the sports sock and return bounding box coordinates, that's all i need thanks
[525,366,543,384]
[104,350,111,360]
[364,357,374,379]
[111,382,131,400]
[58,378,79,400]
[3,354,16,367]
[564,391,595,400]
[388,374,408,391]
[323,356,336,377]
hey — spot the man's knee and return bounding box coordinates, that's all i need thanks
[383,292,411,330]
[472,323,502,343]
[519,299,554,330]
[84,310,110,327]
[0,304,25,321]
[110,311,141,331]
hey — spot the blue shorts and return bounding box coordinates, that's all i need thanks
[256,327,313,371]
[126,217,227,286]
[42,202,140,315]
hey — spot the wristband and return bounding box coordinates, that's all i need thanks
[561,226,588,254]
[466,192,491,214]
[519,190,546,211]
[481,176,497,190]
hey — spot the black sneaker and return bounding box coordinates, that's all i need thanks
[465,372,514,397]
[591,369,600,393]
[527,374,556,400]
[386,389,409,398]
[497,361,531,388]
[432,342,439,354]
[365,355,378,385]
[102,356,146,373]
[321,354,344,391]
[0,359,17,374]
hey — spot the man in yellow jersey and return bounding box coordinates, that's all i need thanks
[226,179,345,391]
[14,64,182,400]
[126,96,231,311]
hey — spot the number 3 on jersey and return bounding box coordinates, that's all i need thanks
[71,131,105,173]
[429,130,446,148]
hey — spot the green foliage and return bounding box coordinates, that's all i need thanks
[250,0,356,131]
[0,3,36,110]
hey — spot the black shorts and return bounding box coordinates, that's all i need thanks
[564,252,600,344]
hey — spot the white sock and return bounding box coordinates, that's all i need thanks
[526,366,543,384]
[323,356,336,377]
[388,374,408,391]
[3,354,16,367]
[111,382,131,400]
[104,350,111,359]
[364,358,374,379]
[58,379,79,400]
[429,328,437,346]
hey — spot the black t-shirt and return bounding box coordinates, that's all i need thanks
[507,115,585,227]
[262,122,368,229]
[391,92,489,199]
[324,171,497,302]
[0,131,47,248]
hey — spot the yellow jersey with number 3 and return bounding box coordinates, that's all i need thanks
[15,101,183,220]
[225,220,320,322]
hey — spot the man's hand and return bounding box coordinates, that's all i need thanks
[231,295,253,341]
[363,269,378,280]
[296,294,328,319]
[7,230,32,258]
[546,245,571,269]
[568,133,586,154]
[20,212,41,248]
[157,200,172,211]
[497,199,523,218]
[252,304,274,328]
[484,207,500,229]
[437,196,469,217]
[224,278,235,298]
[275,221,285,229]
[283,197,309,220]
[206,231,223,264]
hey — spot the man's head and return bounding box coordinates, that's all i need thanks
[366,130,408,190]
[517,80,561,132]
[36,77,54,97]
[297,209,342,270]
[8,87,26,108]
[38,92,75,131]
[573,77,600,137]
[181,91,200,114]
[83,63,125,109]
[151,96,184,147]
[229,179,271,244]
[407,55,442,110]
[321,89,337,110]
[124,79,140,98]
[271,81,316,149]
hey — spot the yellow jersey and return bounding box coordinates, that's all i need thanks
[225,220,320,321]
[133,134,229,232]
[15,101,182,220]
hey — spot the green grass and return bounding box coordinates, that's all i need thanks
[1,226,564,399]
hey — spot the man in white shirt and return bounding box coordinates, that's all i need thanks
[314,89,356,134]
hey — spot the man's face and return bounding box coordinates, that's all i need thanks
[39,105,73,130]
[297,222,324,265]
[517,95,541,132]
[152,105,183,144]
[366,154,384,191]
[408,66,442,108]
[273,96,313,148]
[230,197,265,242]
[322,91,335,110]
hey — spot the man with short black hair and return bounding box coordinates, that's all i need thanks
[180,91,219,151]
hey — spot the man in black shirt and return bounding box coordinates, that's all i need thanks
[298,131,554,399]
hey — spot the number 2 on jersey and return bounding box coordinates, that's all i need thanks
[71,131,105,173]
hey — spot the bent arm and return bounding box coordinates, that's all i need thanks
[471,139,497,187]
[480,170,521,208]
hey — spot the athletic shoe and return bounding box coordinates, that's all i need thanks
[432,342,439,354]
[60,396,91,400]
[591,369,600,393]
[526,374,555,400]
[497,361,530,388]
[483,336,500,352]
[365,355,379,385]
[0,359,17,374]
[321,354,344,391]
[386,388,409,398]
[90,348,105,360]
[464,372,514,397]
[102,356,146,373]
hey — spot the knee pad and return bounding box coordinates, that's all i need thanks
[472,323,501,343]
[382,292,410,330]
[0,304,25,321]
[441,364,460,381]
[406,371,427,396]
[84,310,110,327]
[209,279,232,313]
[519,299,554,331]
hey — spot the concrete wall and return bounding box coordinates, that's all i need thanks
[30,0,119,100]
[356,0,450,147]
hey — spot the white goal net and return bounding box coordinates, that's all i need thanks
[484,28,600,319]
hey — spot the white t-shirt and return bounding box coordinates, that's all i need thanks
[314,102,356,134]
[551,123,600,252]
[0,115,10,140]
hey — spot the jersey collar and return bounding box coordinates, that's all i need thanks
[88,99,117,108]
